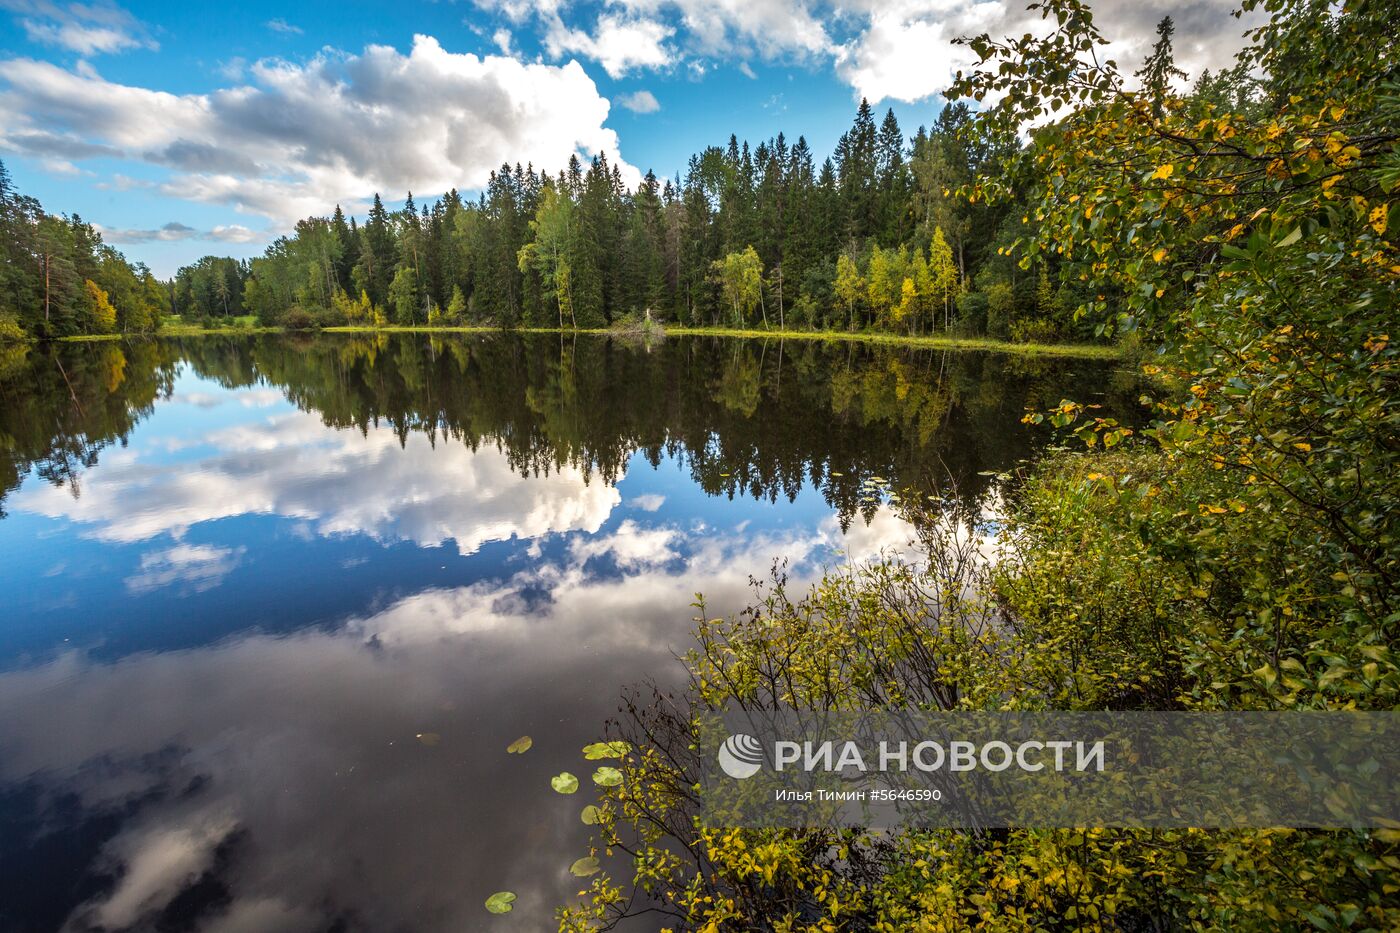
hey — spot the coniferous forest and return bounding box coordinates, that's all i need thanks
[175,100,1050,339]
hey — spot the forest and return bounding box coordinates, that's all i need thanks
[212,99,1030,338]
[0,161,169,340]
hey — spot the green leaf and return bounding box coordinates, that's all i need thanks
[484,892,516,914]
[569,856,601,877]
[580,805,601,825]
[551,772,579,794]
[582,741,629,760]
[592,766,623,787]
[506,735,532,754]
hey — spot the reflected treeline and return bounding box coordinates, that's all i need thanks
[0,340,180,518]
[1,333,1142,525]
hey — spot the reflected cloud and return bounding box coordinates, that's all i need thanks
[0,499,917,931]
[72,813,239,932]
[16,409,621,553]
[351,504,916,647]
[125,543,246,595]
[170,391,225,409]
[629,493,665,512]
[569,518,679,569]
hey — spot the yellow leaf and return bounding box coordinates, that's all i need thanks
[1152,248,1168,262]
[1152,163,1174,180]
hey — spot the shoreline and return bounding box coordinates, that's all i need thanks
[52,324,1121,359]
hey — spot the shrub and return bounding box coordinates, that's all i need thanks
[281,308,317,331]
[1009,316,1062,344]
[0,314,27,344]
[985,282,1015,339]
[955,290,989,334]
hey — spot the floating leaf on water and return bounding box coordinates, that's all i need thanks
[484,891,516,914]
[592,766,623,787]
[582,741,629,760]
[830,471,844,477]
[551,772,579,794]
[415,732,441,747]
[580,805,601,825]
[570,856,601,877]
[506,736,533,754]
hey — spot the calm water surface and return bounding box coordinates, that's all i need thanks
[0,333,1140,932]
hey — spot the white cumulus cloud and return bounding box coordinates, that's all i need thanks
[0,34,637,224]
[1,0,156,55]
[544,13,674,78]
[617,89,661,113]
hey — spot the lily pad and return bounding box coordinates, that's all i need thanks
[506,736,533,754]
[570,856,601,877]
[484,891,516,914]
[581,741,629,760]
[580,805,601,825]
[415,732,441,747]
[592,766,623,787]
[551,772,579,794]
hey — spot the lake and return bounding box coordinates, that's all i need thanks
[0,333,1140,931]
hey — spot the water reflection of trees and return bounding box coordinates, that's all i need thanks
[0,341,179,517]
[0,334,1142,525]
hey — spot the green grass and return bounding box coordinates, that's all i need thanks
[60,316,274,341]
[58,321,1119,359]
[319,324,1121,358]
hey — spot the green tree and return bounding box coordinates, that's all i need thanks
[84,279,116,332]
[928,227,958,330]
[833,252,864,330]
[710,245,764,327]
[517,181,577,328]
[445,284,466,324]
[387,265,418,325]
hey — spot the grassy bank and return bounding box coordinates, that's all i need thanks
[52,323,1120,358]
[326,324,1120,358]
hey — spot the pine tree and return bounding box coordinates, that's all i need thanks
[1136,17,1187,117]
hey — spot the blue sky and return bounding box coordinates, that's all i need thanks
[0,0,1251,276]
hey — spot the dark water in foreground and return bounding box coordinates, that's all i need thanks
[0,333,1140,931]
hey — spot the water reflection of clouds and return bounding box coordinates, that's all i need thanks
[16,408,620,553]
[124,543,246,595]
[169,388,285,410]
[348,505,917,647]
[0,631,604,932]
[628,493,665,512]
[1,360,931,929]
[0,504,917,932]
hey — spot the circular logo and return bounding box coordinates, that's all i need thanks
[717,733,764,779]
